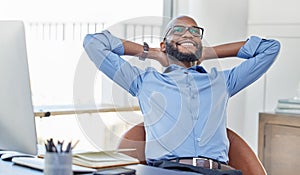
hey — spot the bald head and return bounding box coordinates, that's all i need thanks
[163,16,198,37]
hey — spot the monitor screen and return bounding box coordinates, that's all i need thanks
[0,21,37,155]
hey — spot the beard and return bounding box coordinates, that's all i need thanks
[165,41,202,62]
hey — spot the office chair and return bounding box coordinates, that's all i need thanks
[118,122,267,175]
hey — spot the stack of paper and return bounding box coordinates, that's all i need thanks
[275,98,300,115]
[72,151,140,168]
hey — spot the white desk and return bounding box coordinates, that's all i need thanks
[0,159,42,175]
[0,159,201,175]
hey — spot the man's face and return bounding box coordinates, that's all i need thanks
[163,18,203,62]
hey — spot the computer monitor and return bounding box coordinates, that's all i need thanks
[0,21,37,155]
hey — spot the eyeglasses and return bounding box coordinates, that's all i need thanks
[164,25,204,39]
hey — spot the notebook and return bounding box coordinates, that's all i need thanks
[34,150,139,169]
[12,157,96,173]
[72,151,140,168]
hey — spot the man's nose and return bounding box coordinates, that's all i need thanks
[181,29,194,37]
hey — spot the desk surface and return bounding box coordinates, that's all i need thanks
[0,160,201,175]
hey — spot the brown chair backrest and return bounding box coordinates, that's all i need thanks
[118,122,266,175]
[118,123,146,164]
[227,128,266,175]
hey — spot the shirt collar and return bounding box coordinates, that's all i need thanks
[163,64,207,73]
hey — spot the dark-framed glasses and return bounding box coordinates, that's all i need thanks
[164,25,204,39]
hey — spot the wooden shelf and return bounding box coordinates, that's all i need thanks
[258,112,300,175]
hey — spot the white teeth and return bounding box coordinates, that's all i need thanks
[181,43,194,46]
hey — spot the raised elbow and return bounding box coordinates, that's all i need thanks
[266,40,281,56]
[83,34,93,49]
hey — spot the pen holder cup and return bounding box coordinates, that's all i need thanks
[44,152,73,175]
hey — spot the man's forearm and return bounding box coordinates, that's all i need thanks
[121,39,169,66]
[121,39,144,57]
[203,41,246,60]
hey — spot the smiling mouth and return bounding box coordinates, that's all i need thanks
[176,41,196,47]
[180,43,194,46]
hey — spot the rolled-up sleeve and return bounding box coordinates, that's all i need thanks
[226,36,281,96]
[83,30,144,96]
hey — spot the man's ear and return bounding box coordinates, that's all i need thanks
[160,41,166,52]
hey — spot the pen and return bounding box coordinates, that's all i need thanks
[45,138,78,153]
[57,141,63,153]
[71,140,80,150]
[65,142,71,153]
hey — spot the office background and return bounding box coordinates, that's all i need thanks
[1,0,299,154]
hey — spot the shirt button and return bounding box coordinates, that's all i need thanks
[196,138,201,142]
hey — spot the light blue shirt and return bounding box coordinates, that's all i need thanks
[83,30,280,163]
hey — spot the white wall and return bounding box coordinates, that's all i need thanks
[245,0,300,151]
[174,0,300,153]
